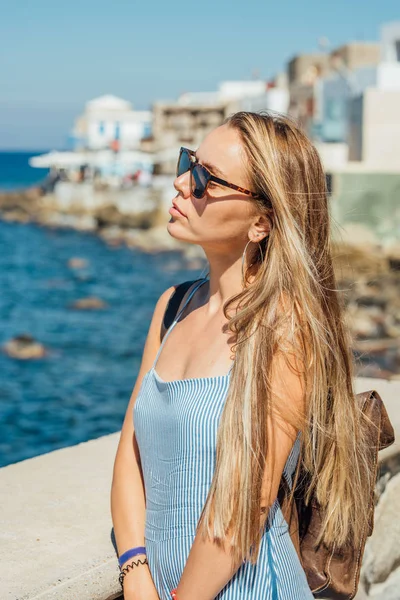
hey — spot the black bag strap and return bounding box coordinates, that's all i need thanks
[160,278,204,342]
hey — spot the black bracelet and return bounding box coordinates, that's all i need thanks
[119,556,148,588]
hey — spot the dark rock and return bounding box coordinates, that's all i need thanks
[2,334,47,359]
[67,258,89,269]
[388,258,400,271]
[95,205,158,230]
[356,296,388,310]
[70,297,108,310]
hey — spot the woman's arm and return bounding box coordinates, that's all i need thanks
[174,347,306,600]
[110,285,176,599]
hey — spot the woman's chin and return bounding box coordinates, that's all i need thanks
[166,220,194,243]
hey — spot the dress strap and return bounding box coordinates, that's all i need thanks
[152,278,208,369]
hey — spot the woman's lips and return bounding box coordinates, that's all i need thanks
[169,204,187,217]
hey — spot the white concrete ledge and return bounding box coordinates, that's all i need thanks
[0,433,122,600]
[0,378,398,599]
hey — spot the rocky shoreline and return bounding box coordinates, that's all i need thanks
[334,247,400,378]
[1,188,400,378]
[0,186,204,259]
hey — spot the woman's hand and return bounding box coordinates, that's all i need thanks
[121,565,161,600]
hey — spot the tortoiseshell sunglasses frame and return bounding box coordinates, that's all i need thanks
[177,147,267,201]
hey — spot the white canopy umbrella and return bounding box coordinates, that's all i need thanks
[29,151,90,169]
[29,149,155,169]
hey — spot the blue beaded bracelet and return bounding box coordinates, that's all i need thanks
[118,545,146,568]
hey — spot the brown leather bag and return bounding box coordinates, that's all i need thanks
[281,390,395,599]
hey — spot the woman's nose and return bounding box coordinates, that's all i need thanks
[173,171,191,199]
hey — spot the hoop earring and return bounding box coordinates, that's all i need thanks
[241,236,265,288]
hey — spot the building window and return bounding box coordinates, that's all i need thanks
[99,121,105,135]
[396,40,400,62]
[326,99,344,120]
[326,173,333,196]
[143,123,152,138]
[115,122,120,140]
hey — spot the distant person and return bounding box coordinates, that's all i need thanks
[40,166,61,194]
[59,168,68,182]
[111,112,373,599]
[78,164,89,182]
[132,169,141,183]
[93,167,101,184]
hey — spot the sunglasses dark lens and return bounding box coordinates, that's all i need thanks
[191,165,210,199]
[177,149,191,177]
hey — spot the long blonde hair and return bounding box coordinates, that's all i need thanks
[196,111,370,566]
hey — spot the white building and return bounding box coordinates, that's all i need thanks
[381,21,400,62]
[239,87,290,115]
[73,95,152,151]
[177,78,289,115]
[348,22,400,167]
[218,80,269,101]
[302,22,400,169]
[178,80,267,106]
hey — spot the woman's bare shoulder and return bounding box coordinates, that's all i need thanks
[144,280,200,362]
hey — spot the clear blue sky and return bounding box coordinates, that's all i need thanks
[1,0,399,150]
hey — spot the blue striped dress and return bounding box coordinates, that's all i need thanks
[133,278,314,599]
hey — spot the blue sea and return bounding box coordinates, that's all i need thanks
[0,151,50,191]
[0,152,201,468]
[0,218,200,468]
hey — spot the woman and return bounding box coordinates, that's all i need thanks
[111,111,369,600]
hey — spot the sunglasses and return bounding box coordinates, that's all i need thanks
[176,147,267,201]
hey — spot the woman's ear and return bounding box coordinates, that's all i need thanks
[254,213,272,239]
